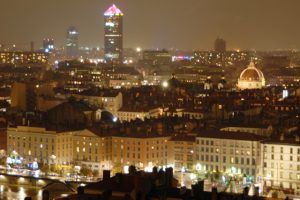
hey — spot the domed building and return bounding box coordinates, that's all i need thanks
[237,61,265,90]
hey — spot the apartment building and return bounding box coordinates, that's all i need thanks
[260,136,300,195]
[194,130,265,179]
[111,134,170,171]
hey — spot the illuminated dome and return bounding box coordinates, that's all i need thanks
[237,61,265,90]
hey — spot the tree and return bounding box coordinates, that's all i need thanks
[92,170,99,177]
[0,157,6,166]
[112,162,122,175]
[80,167,92,177]
[40,164,50,173]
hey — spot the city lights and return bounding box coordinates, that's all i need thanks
[0,1,300,199]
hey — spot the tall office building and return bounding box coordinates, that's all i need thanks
[43,38,54,53]
[104,4,123,64]
[214,37,226,53]
[66,26,79,58]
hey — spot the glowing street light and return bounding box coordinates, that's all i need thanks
[162,81,168,88]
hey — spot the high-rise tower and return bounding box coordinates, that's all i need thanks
[214,37,226,53]
[104,4,123,64]
[66,26,79,59]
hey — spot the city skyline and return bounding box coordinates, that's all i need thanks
[1,0,300,51]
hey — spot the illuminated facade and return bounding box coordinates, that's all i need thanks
[7,126,57,164]
[237,61,266,90]
[260,139,300,195]
[66,26,79,58]
[104,4,123,64]
[111,136,170,171]
[7,127,112,173]
[194,131,263,178]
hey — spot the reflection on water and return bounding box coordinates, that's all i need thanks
[0,184,42,200]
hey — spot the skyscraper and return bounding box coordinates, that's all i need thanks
[43,38,54,53]
[214,37,226,53]
[104,4,123,64]
[66,26,79,58]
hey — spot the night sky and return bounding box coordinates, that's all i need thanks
[1,0,300,50]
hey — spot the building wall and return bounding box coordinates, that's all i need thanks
[7,126,56,164]
[194,137,261,178]
[168,140,195,171]
[117,107,163,122]
[111,136,169,170]
[260,143,300,195]
[0,128,7,151]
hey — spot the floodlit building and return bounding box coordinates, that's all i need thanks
[168,134,196,171]
[6,127,112,173]
[117,107,163,122]
[73,89,123,116]
[7,126,57,164]
[237,61,266,90]
[260,136,300,196]
[111,134,170,171]
[195,130,264,179]
[104,4,123,64]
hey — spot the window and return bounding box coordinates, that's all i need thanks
[235,157,239,164]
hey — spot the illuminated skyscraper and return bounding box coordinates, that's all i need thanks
[66,26,79,58]
[104,4,123,64]
[43,38,54,53]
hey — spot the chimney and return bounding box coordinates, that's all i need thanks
[165,167,173,187]
[42,190,50,200]
[77,186,84,195]
[103,170,111,180]
[192,181,204,199]
[254,186,259,196]
[296,135,300,142]
[211,187,218,200]
[243,187,249,197]
[157,122,163,135]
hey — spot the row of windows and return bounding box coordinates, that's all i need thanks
[197,147,255,155]
[264,146,300,154]
[196,155,256,165]
[196,139,255,148]
[9,135,55,143]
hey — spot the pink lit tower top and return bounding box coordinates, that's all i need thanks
[104,4,123,65]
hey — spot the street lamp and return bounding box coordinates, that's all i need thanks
[162,81,168,88]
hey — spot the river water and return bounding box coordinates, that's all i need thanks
[0,184,43,200]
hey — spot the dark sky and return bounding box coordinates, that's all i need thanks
[1,0,300,50]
